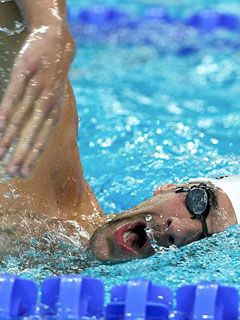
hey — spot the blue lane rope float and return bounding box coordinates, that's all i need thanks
[68,6,130,28]
[0,274,37,318]
[0,274,239,319]
[67,6,240,55]
[67,6,240,32]
[78,7,130,28]
[40,275,104,319]
[105,279,173,320]
[175,282,239,320]
[186,10,240,31]
[142,7,176,24]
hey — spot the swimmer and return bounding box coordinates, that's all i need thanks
[0,0,238,262]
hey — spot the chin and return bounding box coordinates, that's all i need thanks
[88,218,155,262]
[88,226,113,261]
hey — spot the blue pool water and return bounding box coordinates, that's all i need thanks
[71,0,240,296]
[2,0,240,301]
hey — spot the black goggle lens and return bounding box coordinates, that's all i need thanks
[175,184,212,237]
[185,188,209,219]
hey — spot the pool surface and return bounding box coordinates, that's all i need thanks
[2,0,240,301]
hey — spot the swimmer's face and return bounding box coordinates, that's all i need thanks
[89,183,236,262]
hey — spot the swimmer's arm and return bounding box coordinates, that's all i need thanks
[0,0,75,177]
[15,0,67,28]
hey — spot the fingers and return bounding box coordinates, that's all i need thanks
[0,30,72,178]
[6,94,55,176]
[19,117,56,177]
[0,57,37,130]
[0,82,40,159]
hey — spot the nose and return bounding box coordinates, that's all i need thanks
[165,217,202,247]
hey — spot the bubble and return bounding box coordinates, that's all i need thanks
[145,226,162,252]
[145,214,152,222]
[3,191,12,199]
[145,226,177,253]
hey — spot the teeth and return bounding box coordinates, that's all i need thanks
[123,231,130,243]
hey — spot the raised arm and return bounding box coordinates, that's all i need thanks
[0,0,75,177]
[15,0,68,26]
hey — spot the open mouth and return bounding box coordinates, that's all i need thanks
[114,221,149,254]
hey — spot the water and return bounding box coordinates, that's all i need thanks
[69,0,240,298]
[68,0,240,17]
[1,0,240,301]
[85,225,240,299]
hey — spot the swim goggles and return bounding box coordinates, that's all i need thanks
[175,184,216,237]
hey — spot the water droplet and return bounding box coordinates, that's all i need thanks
[145,226,177,253]
[145,214,152,222]
[3,191,12,199]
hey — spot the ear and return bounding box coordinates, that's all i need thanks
[153,183,179,196]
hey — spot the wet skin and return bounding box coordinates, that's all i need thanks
[89,183,237,262]
[0,0,75,177]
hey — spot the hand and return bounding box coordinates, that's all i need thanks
[0,24,75,177]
